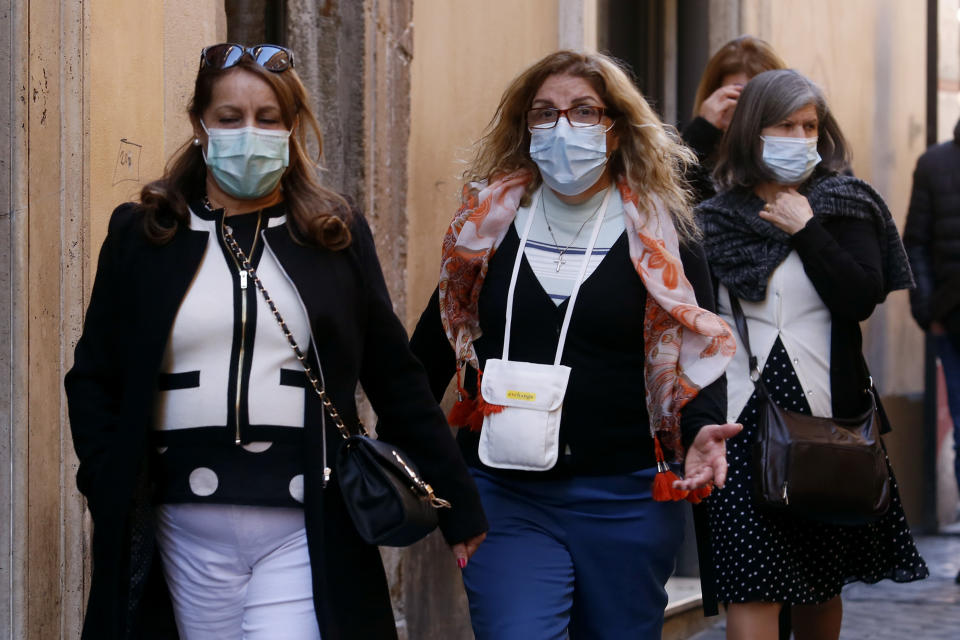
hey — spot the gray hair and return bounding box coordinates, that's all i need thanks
[713,69,850,190]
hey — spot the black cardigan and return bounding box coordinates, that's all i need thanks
[410,224,727,477]
[790,214,891,428]
[682,116,724,203]
[698,194,892,430]
[64,202,488,640]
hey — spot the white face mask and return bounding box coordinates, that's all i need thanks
[201,120,291,199]
[760,135,821,185]
[529,119,609,196]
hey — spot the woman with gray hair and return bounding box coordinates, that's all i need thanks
[697,69,927,639]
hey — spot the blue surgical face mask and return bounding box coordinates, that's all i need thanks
[201,120,291,199]
[529,119,609,196]
[760,135,821,185]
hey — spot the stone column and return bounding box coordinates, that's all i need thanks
[286,0,410,311]
[0,1,88,638]
[285,3,474,638]
[0,1,27,637]
[1,3,224,638]
[708,0,742,55]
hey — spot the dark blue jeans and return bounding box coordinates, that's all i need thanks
[935,334,960,495]
[462,467,685,640]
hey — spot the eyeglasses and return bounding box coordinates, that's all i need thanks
[199,43,294,72]
[527,105,611,129]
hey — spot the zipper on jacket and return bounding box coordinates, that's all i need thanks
[220,212,263,445]
[261,233,334,486]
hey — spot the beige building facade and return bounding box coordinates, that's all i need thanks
[1,1,225,638]
[0,1,938,638]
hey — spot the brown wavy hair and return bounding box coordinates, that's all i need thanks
[140,52,351,249]
[464,50,699,239]
[691,35,787,119]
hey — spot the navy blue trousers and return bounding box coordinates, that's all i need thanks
[462,467,685,640]
[936,334,960,494]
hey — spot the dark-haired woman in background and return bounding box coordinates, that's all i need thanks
[683,36,787,202]
[65,43,486,640]
[697,68,927,640]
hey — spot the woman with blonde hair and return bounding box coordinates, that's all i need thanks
[684,35,787,201]
[410,49,741,638]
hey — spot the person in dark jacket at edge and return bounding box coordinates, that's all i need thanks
[904,118,960,585]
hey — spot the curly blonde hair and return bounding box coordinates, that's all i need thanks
[464,50,699,239]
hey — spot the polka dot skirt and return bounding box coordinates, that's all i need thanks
[706,338,929,605]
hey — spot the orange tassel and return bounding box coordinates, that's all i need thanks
[468,370,503,430]
[465,409,484,432]
[653,435,689,502]
[685,484,713,504]
[476,393,505,416]
[447,396,476,428]
[447,364,477,428]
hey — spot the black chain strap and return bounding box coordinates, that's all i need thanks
[221,225,366,441]
[221,221,452,507]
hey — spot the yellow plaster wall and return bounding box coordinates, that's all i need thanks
[88,0,224,264]
[88,1,164,248]
[164,3,228,160]
[741,0,928,396]
[405,0,559,327]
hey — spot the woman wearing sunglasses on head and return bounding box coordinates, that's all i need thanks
[65,43,487,640]
[409,50,741,639]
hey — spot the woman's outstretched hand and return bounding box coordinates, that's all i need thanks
[452,532,487,569]
[674,423,743,491]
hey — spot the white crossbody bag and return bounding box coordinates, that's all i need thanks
[478,186,613,471]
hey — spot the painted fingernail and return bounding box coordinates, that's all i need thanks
[457,557,467,569]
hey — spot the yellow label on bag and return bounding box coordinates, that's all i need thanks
[506,390,537,402]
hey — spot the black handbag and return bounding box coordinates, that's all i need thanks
[728,294,891,525]
[222,224,451,547]
[336,434,448,546]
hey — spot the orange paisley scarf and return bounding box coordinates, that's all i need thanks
[438,170,736,500]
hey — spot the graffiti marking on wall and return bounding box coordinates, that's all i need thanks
[112,138,143,185]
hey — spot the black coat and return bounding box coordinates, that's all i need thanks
[681,116,724,204]
[904,120,960,331]
[64,203,488,640]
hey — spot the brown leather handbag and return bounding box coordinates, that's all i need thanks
[729,294,891,525]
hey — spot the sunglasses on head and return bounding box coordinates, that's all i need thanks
[199,43,294,72]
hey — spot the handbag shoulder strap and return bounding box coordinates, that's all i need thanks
[727,290,763,385]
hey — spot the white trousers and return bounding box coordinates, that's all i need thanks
[154,503,322,640]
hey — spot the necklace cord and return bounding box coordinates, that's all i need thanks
[541,194,606,270]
